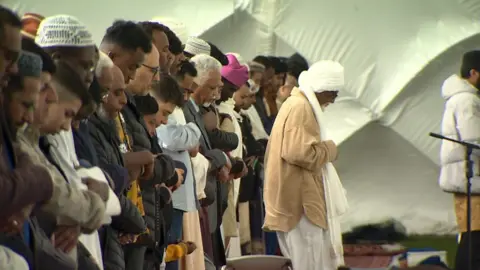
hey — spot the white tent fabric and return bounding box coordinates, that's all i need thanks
[8,0,480,235]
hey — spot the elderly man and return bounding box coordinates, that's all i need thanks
[263,60,349,270]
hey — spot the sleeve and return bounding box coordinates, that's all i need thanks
[456,98,480,143]
[88,128,128,194]
[207,129,239,152]
[164,243,188,263]
[280,106,337,171]
[110,194,147,234]
[140,154,177,189]
[156,119,201,152]
[0,147,53,219]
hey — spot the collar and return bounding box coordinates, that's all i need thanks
[189,97,199,113]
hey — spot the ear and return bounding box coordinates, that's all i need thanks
[51,51,61,61]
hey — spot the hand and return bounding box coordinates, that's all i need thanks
[0,213,26,235]
[217,166,230,183]
[139,161,154,181]
[203,111,217,131]
[52,225,80,253]
[118,233,136,245]
[185,241,197,254]
[188,145,200,158]
[172,168,185,191]
[123,151,156,167]
[232,161,248,179]
[245,156,257,168]
[82,178,109,201]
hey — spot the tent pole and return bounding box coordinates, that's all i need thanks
[465,146,473,270]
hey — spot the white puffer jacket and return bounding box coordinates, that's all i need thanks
[439,74,480,193]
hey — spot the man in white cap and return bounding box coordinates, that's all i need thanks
[184,37,210,58]
[263,60,349,270]
[35,14,96,89]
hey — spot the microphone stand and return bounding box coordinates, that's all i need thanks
[429,132,479,270]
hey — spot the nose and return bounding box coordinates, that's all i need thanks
[24,110,34,125]
[61,119,72,131]
[86,72,94,88]
[119,92,127,106]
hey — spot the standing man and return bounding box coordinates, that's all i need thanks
[262,60,348,270]
[439,51,480,270]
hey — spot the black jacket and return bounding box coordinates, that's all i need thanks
[120,93,176,262]
[88,113,146,270]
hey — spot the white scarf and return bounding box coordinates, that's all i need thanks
[216,98,243,205]
[297,86,349,267]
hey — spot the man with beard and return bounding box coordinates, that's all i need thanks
[0,8,57,269]
[439,51,480,270]
[87,65,149,270]
[184,54,232,268]
[137,21,174,75]
[9,58,107,269]
[263,61,348,270]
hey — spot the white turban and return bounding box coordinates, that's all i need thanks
[35,15,94,48]
[298,60,344,93]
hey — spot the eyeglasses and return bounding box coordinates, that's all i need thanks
[142,63,160,78]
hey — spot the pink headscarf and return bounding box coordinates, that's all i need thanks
[221,54,249,88]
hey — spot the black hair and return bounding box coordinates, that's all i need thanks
[0,6,21,38]
[253,55,272,70]
[269,56,288,74]
[102,20,152,53]
[207,42,228,66]
[164,27,183,55]
[287,53,309,80]
[53,60,91,105]
[151,74,184,107]
[21,36,56,74]
[461,50,480,79]
[134,95,159,115]
[138,21,168,37]
[176,60,197,80]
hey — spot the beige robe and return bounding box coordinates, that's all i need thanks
[263,89,337,233]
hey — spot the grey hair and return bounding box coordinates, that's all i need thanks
[190,53,222,85]
[95,51,114,78]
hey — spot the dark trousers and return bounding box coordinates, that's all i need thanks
[165,209,184,270]
[455,230,480,270]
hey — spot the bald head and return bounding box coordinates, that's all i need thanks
[127,43,160,95]
[111,65,125,91]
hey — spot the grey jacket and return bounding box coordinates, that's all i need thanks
[183,100,229,233]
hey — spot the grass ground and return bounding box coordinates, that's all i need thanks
[400,234,457,267]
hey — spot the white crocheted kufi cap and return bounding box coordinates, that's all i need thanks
[184,36,211,56]
[150,17,189,44]
[35,14,94,48]
[298,60,344,93]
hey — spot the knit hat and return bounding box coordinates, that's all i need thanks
[150,17,188,44]
[35,15,94,48]
[184,37,210,56]
[21,13,44,39]
[221,54,249,88]
[248,61,265,73]
[298,60,344,93]
[18,51,43,77]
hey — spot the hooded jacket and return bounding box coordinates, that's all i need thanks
[439,74,480,193]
